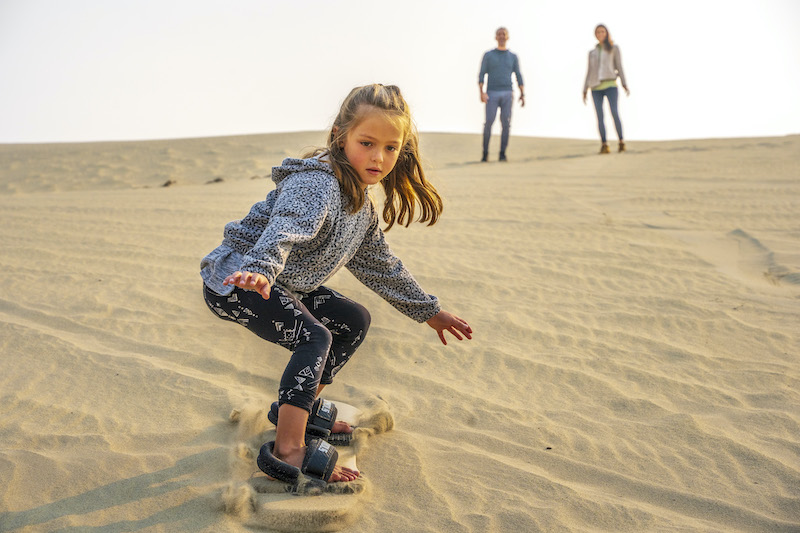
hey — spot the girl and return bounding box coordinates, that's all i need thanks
[201,84,473,484]
[583,24,629,154]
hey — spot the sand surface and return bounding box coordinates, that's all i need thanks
[0,132,798,532]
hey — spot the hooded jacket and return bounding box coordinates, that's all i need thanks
[201,157,441,322]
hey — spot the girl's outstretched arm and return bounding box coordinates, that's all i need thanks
[426,311,473,346]
[223,271,271,300]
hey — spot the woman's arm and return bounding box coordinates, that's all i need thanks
[583,50,594,102]
[614,45,629,95]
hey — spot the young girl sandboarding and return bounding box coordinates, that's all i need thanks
[201,84,473,486]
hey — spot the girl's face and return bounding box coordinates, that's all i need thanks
[595,26,607,43]
[342,110,403,189]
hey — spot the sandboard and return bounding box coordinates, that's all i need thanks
[223,400,393,532]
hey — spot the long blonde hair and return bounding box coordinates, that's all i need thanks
[306,84,443,231]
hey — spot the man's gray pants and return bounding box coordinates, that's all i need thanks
[483,90,513,155]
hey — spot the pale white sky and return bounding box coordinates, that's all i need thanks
[1,0,798,144]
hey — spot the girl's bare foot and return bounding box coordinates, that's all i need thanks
[271,402,356,481]
[332,420,353,434]
[274,445,359,483]
[331,464,359,482]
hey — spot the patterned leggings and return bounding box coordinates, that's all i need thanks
[203,284,370,413]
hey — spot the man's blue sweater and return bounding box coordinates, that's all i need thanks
[479,49,524,91]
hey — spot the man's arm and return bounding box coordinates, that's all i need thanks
[513,55,525,107]
[478,52,489,103]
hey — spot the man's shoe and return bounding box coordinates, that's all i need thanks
[618,141,626,153]
[481,152,488,162]
[599,143,610,154]
[499,152,507,162]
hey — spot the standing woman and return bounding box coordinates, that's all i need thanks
[583,24,629,154]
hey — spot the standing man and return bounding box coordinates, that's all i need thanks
[479,27,525,162]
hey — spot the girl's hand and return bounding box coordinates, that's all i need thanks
[223,271,271,300]
[426,311,473,346]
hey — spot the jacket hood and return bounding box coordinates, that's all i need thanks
[271,156,334,185]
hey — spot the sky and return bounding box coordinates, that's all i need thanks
[1,0,799,144]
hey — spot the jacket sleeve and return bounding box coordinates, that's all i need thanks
[240,173,331,285]
[513,55,524,87]
[346,211,441,323]
[614,46,627,88]
[584,50,593,92]
[479,52,489,84]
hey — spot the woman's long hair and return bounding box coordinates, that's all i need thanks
[596,24,614,52]
[306,84,443,231]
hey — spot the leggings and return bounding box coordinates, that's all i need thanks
[591,86,623,143]
[203,283,370,413]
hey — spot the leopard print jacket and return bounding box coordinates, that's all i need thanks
[201,157,441,323]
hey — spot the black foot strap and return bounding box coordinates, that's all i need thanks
[268,399,339,439]
[256,438,339,494]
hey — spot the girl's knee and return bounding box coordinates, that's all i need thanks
[356,305,371,333]
[310,322,334,350]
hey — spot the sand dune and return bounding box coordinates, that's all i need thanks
[0,132,798,532]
